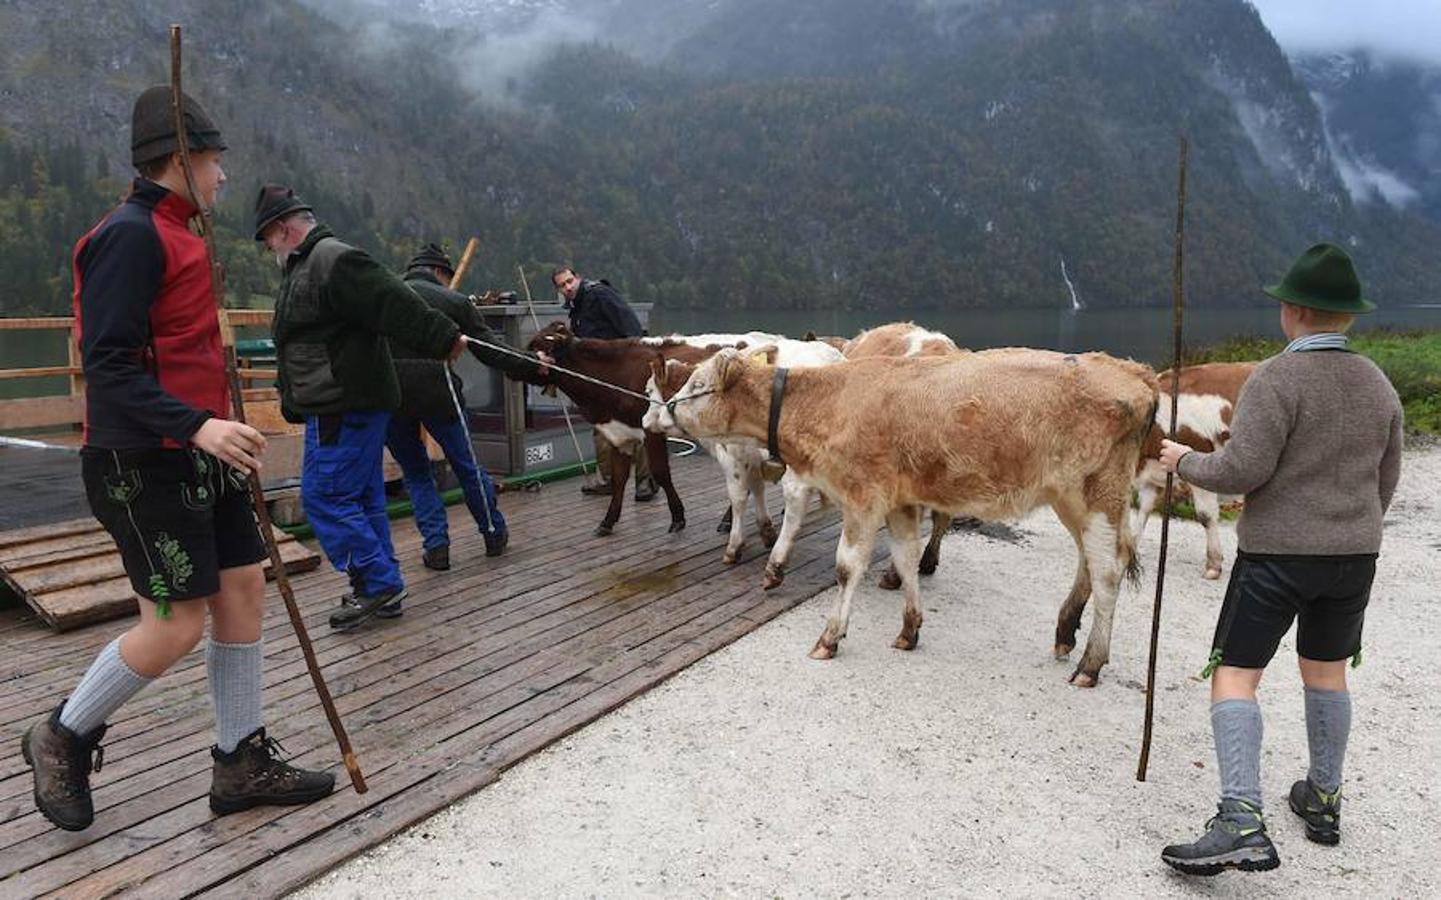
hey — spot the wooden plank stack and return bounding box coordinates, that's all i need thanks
[0,519,321,632]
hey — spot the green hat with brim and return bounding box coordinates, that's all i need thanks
[1263,242,1376,314]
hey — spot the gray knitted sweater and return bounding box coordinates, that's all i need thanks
[1177,349,1404,555]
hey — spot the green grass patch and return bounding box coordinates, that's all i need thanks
[1183,328,1441,436]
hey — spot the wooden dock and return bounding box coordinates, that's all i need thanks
[0,455,846,897]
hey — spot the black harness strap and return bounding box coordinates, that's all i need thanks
[767,367,788,464]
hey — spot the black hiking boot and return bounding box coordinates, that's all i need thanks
[1289,779,1342,845]
[581,480,613,496]
[422,544,451,571]
[329,589,406,630]
[633,478,658,502]
[1161,799,1280,876]
[209,728,335,815]
[483,527,509,558]
[20,706,106,832]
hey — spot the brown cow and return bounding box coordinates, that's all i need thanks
[1135,362,1257,579]
[523,322,716,536]
[652,347,1158,685]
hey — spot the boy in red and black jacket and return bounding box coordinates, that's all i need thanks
[19,86,332,834]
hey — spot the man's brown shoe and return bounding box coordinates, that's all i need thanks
[209,728,334,815]
[20,705,106,832]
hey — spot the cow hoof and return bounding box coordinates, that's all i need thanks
[877,570,902,591]
[808,640,837,660]
[1053,642,1074,659]
[759,522,779,548]
[1204,566,1222,580]
[668,519,686,533]
[762,567,785,590]
[892,634,918,651]
[723,550,740,564]
[593,523,614,537]
[918,555,939,576]
[1069,668,1099,688]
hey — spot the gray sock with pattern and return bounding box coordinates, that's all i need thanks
[207,638,264,753]
[1212,698,1264,817]
[59,637,152,735]
[1304,686,1351,795]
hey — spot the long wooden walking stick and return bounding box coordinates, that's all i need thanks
[449,237,480,290]
[169,25,367,793]
[1137,134,1188,782]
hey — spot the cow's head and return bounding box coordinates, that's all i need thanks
[651,347,765,440]
[642,358,697,435]
[519,321,574,385]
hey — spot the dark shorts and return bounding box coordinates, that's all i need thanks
[1211,551,1376,668]
[81,447,267,604]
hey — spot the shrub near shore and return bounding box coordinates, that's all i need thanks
[1181,329,1441,436]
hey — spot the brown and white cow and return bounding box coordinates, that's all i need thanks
[841,323,964,589]
[651,347,1158,685]
[644,338,843,567]
[523,322,719,537]
[1135,362,1257,579]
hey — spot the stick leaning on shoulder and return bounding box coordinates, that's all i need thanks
[168,24,367,794]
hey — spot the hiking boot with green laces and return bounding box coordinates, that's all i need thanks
[209,727,335,815]
[1161,799,1280,875]
[20,706,107,832]
[1289,778,1342,845]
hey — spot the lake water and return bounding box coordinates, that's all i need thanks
[4,304,1440,402]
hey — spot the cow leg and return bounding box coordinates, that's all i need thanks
[1193,487,1224,579]
[595,442,633,536]
[719,452,751,563]
[764,473,810,590]
[919,509,951,575]
[1051,496,1092,660]
[811,508,881,660]
[644,432,685,533]
[885,505,925,651]
[749,466,778,548]
[1072,503,1131,688]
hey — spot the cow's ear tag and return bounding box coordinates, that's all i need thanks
[750,351,769,365]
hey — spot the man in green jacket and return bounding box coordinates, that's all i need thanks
[255,185,463,632]
[387,243,544,571]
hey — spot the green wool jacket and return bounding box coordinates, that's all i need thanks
[271,225,459,423]
[391,269,543,420]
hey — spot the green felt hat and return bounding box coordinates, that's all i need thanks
[1263,242,1375,314]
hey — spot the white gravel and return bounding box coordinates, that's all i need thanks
[294,448,1441,898]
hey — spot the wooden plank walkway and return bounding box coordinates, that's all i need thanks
[0,455,848,898]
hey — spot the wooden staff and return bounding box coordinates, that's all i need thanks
[169,25,366,793]
[449,237,480,290]
[1137,134,1188,782]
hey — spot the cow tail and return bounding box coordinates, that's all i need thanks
[1119,514,1142,587]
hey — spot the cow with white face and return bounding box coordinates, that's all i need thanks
[1135,362,1257,579]
[643,338,842,568]
[651,346,1159,686]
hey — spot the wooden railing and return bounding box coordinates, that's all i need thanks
[0,312,278,434]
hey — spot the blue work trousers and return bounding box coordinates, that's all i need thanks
[386,412,505,550]
[302,410,404,596]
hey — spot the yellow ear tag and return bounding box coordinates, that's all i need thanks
[750,351,769,365]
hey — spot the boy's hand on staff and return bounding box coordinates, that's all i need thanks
[193,418,267,474]
[1159,438,1193,474]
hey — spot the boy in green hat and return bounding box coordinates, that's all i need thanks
[1157,243,1404,874]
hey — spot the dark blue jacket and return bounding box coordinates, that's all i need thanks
[567,279,642,339]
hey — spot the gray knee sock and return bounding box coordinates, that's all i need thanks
[207,638,264,753]
[1304,686,1351,794]
[1212,698,1264,812]
[59,637,152,735]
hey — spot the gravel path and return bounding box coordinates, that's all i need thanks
[295,448,1441,898]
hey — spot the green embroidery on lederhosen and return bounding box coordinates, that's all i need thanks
[151,531,193,620]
